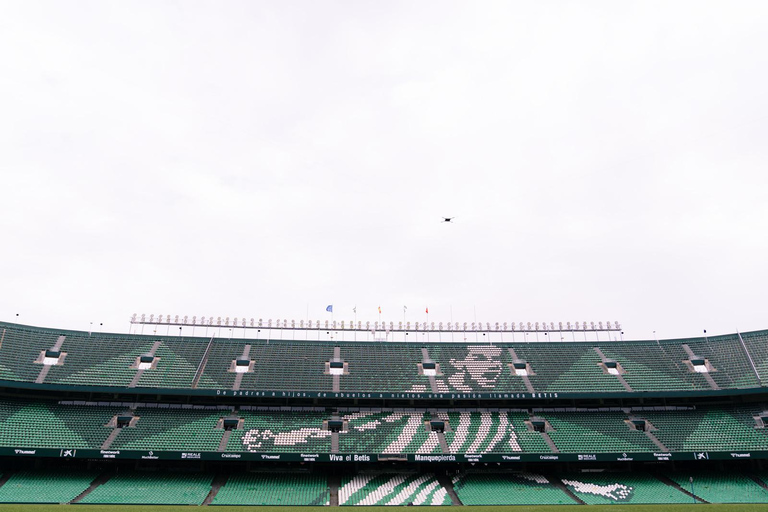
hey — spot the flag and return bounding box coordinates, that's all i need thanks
[378,306,381,314]
[353,306,356,314]
[326,305,333,313]
[426,307,429,314]
[403,306,407,312]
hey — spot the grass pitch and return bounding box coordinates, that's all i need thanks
[1,505,768,512]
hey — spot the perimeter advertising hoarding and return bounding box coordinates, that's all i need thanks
[1,448,764,463]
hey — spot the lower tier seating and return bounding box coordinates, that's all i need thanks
[212,472,328,506]
[338,472,451,506]
[79,471,213,505]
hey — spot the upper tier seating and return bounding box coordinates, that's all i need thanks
[1,321,767,396]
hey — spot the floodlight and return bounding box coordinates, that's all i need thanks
[131,314,137,322]
[527,322,532,330]
[141,314,146,322]
[250,318,254,327]
[616,321,621,329]
[591,321,596,330]
[582,321,587,330]
[463,322,467,330]
[406,322,411,329]
[149,314,154,322]
[399,321,403,329]
[325,320,329,328]
[192,316,197,324]
[439,322,443,329]
[431,322,435,330]
[268,319,272,327]
[291,320,295,328]
[486,322,491,330]
[558,322,562,330]
[535,322,539,330]
[258,319,263,327]
[599,321,603,329]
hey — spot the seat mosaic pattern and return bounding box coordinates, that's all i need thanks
[560,472,691,504]
[338,472,451,506]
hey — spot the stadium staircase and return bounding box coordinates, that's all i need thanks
[328,474,341,506]
[191,335,216,388]
[436,473,463,505]
[654,473,708,503]
[202,473,228,506]
[71,471,113,504]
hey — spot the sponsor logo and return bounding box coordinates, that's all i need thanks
[60,449,76,457]
[501,455,521,461]
[141,451,159,460]
[261,454,280,460]
[616,453,634,461]
[730,453,751,458]
[221,453,241,459]
[578,454,597,461]
[414,454,456,462]
[181,453,201,459]
[15,449,36,455]
[654,453,671,460]
[695,452,709,460]
[101,450,119,459]
[539,455,559,460]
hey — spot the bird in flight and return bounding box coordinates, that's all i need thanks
[442,217,455,223]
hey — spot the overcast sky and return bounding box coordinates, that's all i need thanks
[1,1,766,341]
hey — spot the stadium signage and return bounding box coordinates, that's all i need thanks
[2,379,766,401]
[1,448,767,462]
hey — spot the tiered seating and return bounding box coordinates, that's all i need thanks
[426,345,528,393]
[0,400,114,448]
[228,408,331,453]
[0,324,61,382]
[560,472,690,504]
[513,344,625,393]
[238,342,334,391]
[80,471,213,505]
[664,471,768,503]
[452,472,574,505]
[212,472,328,505]
[508,411,553,453]
[338,410,439,454]
[194,341,240,389]
[644,406,768,452]
[741,331,768,384]
[543,411,658,453]
[441,411,521,453]
[135,339,209,388]
[340,344,422,392]
[0,470,98,503]
[46,334,154,387]
[684,335,761,389]
[598,342,705,391]
[111,405,225,451]
[338,472,450,505]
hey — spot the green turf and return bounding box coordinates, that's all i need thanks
[1,505,768,511]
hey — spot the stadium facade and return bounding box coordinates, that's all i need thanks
[0,319,767,505]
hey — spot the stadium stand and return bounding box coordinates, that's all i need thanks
[338,472,451,506]
[452,472,575,505]
[1,319,768,506]
[560,472,692,504]
[663,471,768,503]
[212,471,329,506]
[79,471,214,505]
[0,469,98,503]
